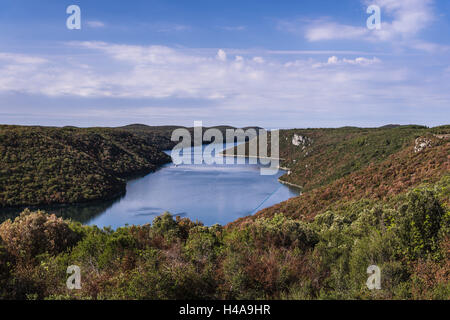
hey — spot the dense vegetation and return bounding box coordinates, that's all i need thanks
[236,129,449,223]
[278,125,432,190]
[0,124,448,300]
[0,174,448,299]
[0,125,172,208]
[229,125,448,190]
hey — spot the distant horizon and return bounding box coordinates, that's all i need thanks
[1,122,448,130]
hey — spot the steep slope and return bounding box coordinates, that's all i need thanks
[277,125,431,190]
[0,125,171,208]
[230,128,449,227]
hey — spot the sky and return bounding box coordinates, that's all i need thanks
[0,0,449,128]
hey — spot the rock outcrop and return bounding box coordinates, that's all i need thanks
[414,137,432,153]
[292,134,312,148]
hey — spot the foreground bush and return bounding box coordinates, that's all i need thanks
[0,209,82,264]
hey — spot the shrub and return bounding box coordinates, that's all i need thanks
[0,209,82,264]
[184,225,221,264]
[221,215,318,299]
[396,188,445,260]
[0,237,12,298]
[150,212,184,244]
[250,214,318,250]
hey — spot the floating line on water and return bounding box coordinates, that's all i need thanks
[248,184,284,215]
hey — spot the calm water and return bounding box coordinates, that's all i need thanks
[3,143,299,228]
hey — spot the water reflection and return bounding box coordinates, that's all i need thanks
[0,197,120,224]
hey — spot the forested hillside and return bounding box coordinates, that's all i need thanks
[278,125,432,190]
[232,126,450,224]
[0,125,172,207]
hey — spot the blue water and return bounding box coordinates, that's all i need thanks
[84,143,299,228]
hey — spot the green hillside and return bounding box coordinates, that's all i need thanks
[231,125,449,224]
[278,125,430,190]
[0,125,171,208]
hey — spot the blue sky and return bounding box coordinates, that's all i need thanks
[0,0,449,128]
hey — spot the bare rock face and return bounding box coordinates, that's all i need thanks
[414,137,432,153]
[292,134,312,148]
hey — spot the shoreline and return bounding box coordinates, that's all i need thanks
[218,152,285,161]
[218,151,301,190]
[277,179,303,190]
[0,160,171,216]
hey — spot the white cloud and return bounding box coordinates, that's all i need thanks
[220,26,246,31]
[0,53,47,64]
[289,0,444,52]
[154,24,191,32]
[346,57,381,65]
[312,56,381,68]
[305,22,368,41]
[327,56,339,65]
[369,0,434,40]
[0,42,448,126]
[407,40,449,53]
[216,49,227,62]
[86,21,106,28]
[252,57,265,64]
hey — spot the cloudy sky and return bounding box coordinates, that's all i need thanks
[0,0,449,128]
